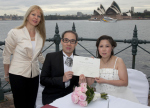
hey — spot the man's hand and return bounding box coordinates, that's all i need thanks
[63,71,73,82]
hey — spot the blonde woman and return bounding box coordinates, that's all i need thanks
[3,5,46,108]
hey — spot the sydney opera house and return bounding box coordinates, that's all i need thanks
[90,1,131,20]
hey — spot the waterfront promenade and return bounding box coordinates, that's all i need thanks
[0,94,14,108]
[0,20,150,107]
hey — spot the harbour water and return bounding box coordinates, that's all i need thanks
[0,20,150,89]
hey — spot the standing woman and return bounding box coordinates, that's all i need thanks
[3,5,46,108]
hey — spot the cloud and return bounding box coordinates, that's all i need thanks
[0,0,150,15]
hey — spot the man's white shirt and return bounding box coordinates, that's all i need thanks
[63,51,74,88]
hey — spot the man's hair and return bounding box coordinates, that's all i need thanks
[61,30,78,40]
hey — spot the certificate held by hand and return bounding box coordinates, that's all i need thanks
[72,56,100,78]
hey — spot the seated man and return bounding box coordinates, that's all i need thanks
[40,30,84,105]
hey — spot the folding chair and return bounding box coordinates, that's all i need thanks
[127,68,149,105]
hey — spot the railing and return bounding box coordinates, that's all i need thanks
[0,23,150,102]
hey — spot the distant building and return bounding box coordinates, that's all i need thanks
[3,14,12,20]
[105,1,121,15]
[93,1,121,15]
[0,14,23,20]
[123,12,131,16]
[94,4,105,15]
[0,16,2,20]
[90,1,131,20]
[144,9,150,13]
[131,7,134,13]
[77,12,83,17]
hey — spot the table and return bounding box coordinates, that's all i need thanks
[50,93,150,108]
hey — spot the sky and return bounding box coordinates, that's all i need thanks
[0,0,150,16]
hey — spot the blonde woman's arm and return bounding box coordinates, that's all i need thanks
[3,29,18,82]
[4,64,10,82]
[38,52,45,64]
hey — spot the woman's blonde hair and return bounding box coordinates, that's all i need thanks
[17,5,46,47]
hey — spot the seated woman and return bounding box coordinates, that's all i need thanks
[84,35,139,103]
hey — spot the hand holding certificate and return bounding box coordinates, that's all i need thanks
[72,56,100,78]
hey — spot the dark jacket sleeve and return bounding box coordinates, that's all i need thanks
[71,75,79,87]
[40,53,65,89]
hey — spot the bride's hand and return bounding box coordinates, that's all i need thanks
[95,77,105,83]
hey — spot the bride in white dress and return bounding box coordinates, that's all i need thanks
[82,35,139,103]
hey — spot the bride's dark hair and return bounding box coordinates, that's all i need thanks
[96,35,117,58]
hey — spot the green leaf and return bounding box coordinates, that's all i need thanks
[100,93,108,100]
[86,85,95,104]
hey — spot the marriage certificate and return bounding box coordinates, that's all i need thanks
[72,56,100,78]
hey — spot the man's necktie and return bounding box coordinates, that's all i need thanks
[65,57,73,67]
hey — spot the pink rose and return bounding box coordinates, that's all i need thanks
[79,93,87,101]
[80,83,87,93]
[71,92,75,97]
[72,91,78,96]
[71,94,79,104]
[78,101,88,107]
[72,90,82,97]
[80,83,87,88]
[74,86,78,91]
[76,91,82,96]
[77,100,80,104]
[81,86,87,93]
[75,87,81,92]
[75,87,82,96]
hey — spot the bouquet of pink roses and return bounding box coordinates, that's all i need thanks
[71,83,108,107]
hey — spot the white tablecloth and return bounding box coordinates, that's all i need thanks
[50,93,150,108]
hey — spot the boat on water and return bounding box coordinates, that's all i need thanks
[101,16,117,22]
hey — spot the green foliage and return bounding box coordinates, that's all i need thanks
[132,12,150,18]
[86,85,95,104]
[101,93,108,100]
[85,85,108,104]
[74,84,108,105]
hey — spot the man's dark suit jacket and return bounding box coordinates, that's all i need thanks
[40,51,79,105]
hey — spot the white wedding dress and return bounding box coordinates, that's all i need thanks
[95,57,139,103]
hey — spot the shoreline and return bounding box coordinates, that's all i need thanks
[0,18,150,21]
[89,18,150,21]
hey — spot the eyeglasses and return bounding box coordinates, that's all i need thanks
[62,38,77,44]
